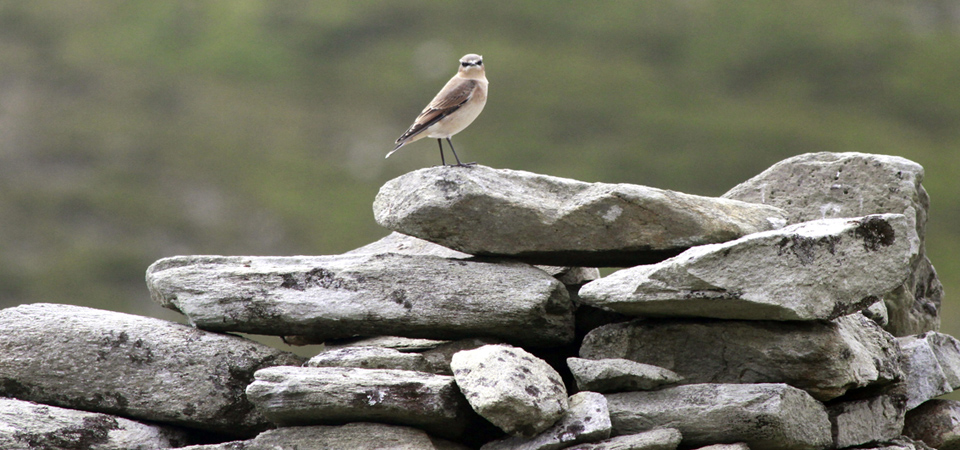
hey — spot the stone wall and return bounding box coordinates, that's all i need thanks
[0,152,956,450]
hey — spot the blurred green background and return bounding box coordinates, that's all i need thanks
[1,1,957,344]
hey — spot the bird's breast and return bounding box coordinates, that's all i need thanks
[425,81,487,139]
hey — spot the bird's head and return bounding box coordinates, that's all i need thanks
[458,54,485,77]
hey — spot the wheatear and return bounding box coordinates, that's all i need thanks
[387,54,488,166]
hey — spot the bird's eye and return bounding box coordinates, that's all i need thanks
[461,62,470,67]
[476,60,483,65]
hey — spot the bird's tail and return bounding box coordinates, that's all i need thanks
[385,142,404,159]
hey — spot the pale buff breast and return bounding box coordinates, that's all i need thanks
[424,79,488,139]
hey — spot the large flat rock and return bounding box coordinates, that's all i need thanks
[579,214,918,321]
[0,397,189,450]
[179,423,469,450]
[0,303,302,435]
[579,313,901,401]
[373,165,787,266]
[147,253,574,347]
[605,383,832,450]
[245,366,470,439]
[722,152,940,336]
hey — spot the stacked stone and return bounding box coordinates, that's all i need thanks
[0,152,956,450]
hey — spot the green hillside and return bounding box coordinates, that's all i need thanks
[1,1,957,340]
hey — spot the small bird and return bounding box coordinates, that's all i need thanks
[387,53,488,166]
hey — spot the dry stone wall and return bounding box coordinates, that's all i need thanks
[0,152,956,450]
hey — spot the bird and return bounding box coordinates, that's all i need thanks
[387,53,488,166]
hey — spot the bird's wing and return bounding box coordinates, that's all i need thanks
[395,79,478,145]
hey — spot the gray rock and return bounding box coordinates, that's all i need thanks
[826,394,906,448]
[421,338,504,375]
[345,231,472,259]
[722,153,928,236]
[861,437,936,450]
[147,254,574,347]
[245,366,469,439]
[373,165,787,267]
[693,444,751,450]
[920,332,960,388]
[481,391,611,450]
[0,397,190,450]
[179,423,469,450]
[451,344,569,437]
[539,265,602,286]
[563,428,682,450]
[864,299,891,328]
[904,399,960,450]
[304,346,433,372]
[348,232,599,286]
[898,335,953,410]
[605,383,831,450]
[579,314,901,401]
[324,336,451,352]
[882,255,943,336]
[567,358,682,393]
[722,152,939,337]
[0,303,302,435]
[579,214,918,321]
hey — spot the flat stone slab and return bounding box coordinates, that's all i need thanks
[904,399,960,450]
[147,254,574,347]
[827,394,907,448]
[246,366,470,439]
[179,422,469,450]
[606,383,831,450]
[304,346,434,372]
[0,397,190,450]
[451,344,569,437]
[722,151,940,337]
[373,165,787,266]
[0,303,302,435]
[579,214,918,321]
[580,313,901,401]
[565,428,682,450]
[481,391,611,450]
[567,357,682,393]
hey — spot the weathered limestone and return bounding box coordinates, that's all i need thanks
[826,394,907,448]
[898,335,953,410]
[693,444,751,450]
[178,423,470,450]
[304,346,434,372]
[920,332,960,388]
[451,344,569,437]
[564,428,682,450]
[0,303,302,435]
[580,314,901,401]
[481,392,611,450]
[567,357,682,393]
[579,214,918,321]
[347,231,601,286]
[147,253,574,347]
[723,152,940,336]
[0,397,190,450]
[605,383,831,450]
[373,165,787,266]
[903,399,960,450]
[861,437,936,449]
[245,366,469,439]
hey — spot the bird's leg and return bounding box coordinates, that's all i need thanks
[437,139,446,166]
[447,138,476,167]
